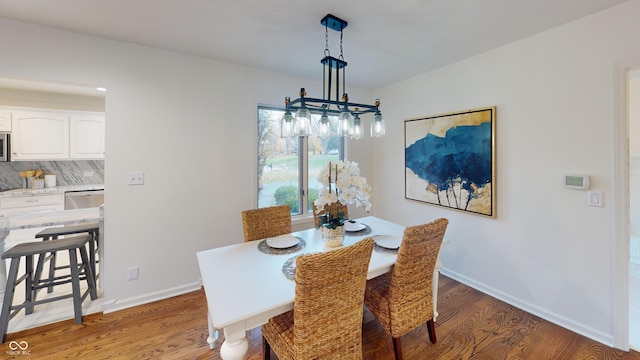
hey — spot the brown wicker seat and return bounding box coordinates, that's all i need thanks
[312,202,349,228]
[241,205,292,242]
[364,218,449,360]
[262,238,375,360]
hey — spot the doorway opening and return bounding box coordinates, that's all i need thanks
[0,77,106,333]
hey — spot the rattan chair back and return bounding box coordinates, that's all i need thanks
[388,218,448,337]
[262,238,374,359]
[241,205,291,242]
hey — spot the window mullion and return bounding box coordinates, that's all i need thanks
[300,136,309,215]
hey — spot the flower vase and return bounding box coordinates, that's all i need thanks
[321,224,345,247]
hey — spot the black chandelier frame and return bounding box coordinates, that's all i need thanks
[284,14,383,121]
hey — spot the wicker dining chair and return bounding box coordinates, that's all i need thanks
[262,238,375,360]
[241,205,292,242]
[311,202,349,228]
[364,218,449,360]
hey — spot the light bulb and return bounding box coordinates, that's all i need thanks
[280,111,295,138]
[318,113,331,139]
[295,108,312,136]
[337,111,352,137]
[370,113,386,137]
[350,115,362,140]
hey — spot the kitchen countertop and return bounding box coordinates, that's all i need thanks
[0,184,104,198]
[0,206,103,232]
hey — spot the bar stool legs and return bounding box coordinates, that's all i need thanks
[0,235,97,343]
[1,257,19,340]
[34,223,100,293]
[33,234,60,294]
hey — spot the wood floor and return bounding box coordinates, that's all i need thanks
[4,275,640,360]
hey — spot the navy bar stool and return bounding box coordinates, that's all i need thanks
[0,234,97,343]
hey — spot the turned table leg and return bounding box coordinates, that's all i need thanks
[206,311,219,349]
[219,324,249,360]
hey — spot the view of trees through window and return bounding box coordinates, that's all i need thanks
[258,107,342,215]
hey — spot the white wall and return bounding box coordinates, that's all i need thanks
[630,73,640,236]
[630,72,640,157]
[0,18,374,311]
[372,0,640,347]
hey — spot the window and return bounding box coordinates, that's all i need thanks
[258,106,343,216]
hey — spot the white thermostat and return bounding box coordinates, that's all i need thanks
[562,174,590,190]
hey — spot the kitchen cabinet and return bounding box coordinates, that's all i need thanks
[0,193,64,214]
[0,192,64,245]
[70,114,105,159]
[7,108,105,160]
[11,111,69,160]
[0,109,10,132]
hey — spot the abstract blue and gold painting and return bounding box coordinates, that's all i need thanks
[405,107,496,217]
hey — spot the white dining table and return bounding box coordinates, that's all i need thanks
[197,215,444,360]
[0,206,103,307]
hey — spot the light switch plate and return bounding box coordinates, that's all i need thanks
[588,191,603,207]
[128,171,144,185]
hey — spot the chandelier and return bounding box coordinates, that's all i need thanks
[281,14,385,140]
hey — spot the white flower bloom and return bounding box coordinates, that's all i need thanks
[314,160,372,216]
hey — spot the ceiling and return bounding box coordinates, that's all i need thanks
[0,0,628,90]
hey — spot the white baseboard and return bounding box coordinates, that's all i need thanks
[439,268,615,348]
[100,281,202,314]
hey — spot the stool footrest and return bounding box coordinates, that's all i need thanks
[34,275,89,291]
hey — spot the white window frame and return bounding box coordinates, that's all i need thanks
[257,105,344,220]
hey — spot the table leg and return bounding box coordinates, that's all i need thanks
[219,325,249,360]
[433,256,442,321]
[206,311,219,349]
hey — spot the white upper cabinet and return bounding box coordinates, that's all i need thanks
[11,111,69,160]
[8,108,105,161]
[0,109,10,132]
[70,114,105,159]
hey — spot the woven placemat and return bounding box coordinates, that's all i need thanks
[345,223,372,236]
[374,243,399,254]
[282,255,302,281]
[258,236,306,255]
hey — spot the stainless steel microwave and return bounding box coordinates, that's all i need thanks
[0,133,10,162]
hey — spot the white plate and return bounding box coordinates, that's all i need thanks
[374,235,400,250]
[266,235,299,249]
[344,222,366,232]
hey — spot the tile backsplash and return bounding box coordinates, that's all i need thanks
[0,160,104,191]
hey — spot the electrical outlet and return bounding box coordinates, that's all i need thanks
[128,266,139,280]
[83,171,93,177]
[128,171,144,185]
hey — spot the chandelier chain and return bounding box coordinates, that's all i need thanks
[339,29,344,61]
[324,25,330,57]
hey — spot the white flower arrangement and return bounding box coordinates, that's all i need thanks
[314,160,372,228]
